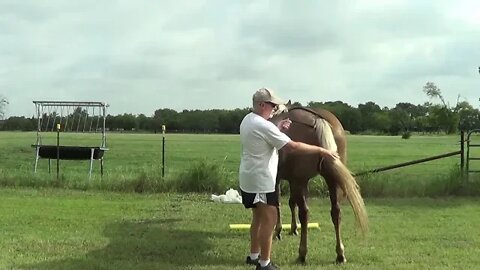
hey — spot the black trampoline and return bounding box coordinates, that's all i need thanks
[33,145,107,160]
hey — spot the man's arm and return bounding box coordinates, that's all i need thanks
[281,140,339,160]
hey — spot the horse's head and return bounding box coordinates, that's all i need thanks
[270,100,292,125]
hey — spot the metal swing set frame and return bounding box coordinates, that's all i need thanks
[32,101,109,179]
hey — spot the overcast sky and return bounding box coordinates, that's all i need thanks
[1,0,479,118]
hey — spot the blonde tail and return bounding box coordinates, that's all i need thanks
[331,159,368,234]
[315,118,368,234]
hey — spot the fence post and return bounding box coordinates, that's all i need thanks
[460,130,465,174]
[162,125,166,178]
[56,123,61,180]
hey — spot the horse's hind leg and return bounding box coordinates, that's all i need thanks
[292,181,309,263]
[323,170,346,263]
[274,180,298,239]
[275,205,282,240]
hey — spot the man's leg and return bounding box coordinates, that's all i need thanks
[254,202,277,261]
[250,207,261,254]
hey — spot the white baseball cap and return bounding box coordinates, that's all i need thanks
[252,88,285,105]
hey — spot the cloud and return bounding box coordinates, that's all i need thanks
[1,0,479,117]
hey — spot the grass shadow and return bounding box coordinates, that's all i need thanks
[18,218,236,270]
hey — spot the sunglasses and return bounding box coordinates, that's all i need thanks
[265,102,278,109]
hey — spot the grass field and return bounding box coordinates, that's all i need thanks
[1,133,480,269]
[1,188,479,270]
[1,131,479,196]
[0,131,475,175]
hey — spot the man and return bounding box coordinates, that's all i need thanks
[239,88,339,270]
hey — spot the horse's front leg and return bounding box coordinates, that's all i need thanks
[289,187,298,236]
[274,179,282,240]
[295,183,309,263]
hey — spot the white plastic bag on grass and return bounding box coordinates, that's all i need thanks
[211,188,242,204]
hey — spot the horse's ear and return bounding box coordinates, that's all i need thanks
[286,100,292,107]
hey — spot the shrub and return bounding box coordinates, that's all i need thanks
[3,160,479,197]
[356,164,478,197]
[168,159,235,193]
[401,131,411,139]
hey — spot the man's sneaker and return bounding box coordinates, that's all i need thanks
[255,262,279,270]
[246,256,259,265]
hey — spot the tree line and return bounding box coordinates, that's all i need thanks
[1,83,479,134]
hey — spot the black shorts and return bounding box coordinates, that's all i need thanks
[240,189,279,208]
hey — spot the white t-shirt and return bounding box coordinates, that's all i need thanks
[239,112,291,193]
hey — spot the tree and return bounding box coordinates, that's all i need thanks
[423,82,446,107]
[291,101,303,107]
[0,96,8,120]
[309,101,361,133]
[357,101,383,131]
[137,114,154,131]
[388,102,430,134]
[388,107,411,135]
[119,113,137,131]
[422,82,459,134]
[153,108,179,132]
[455,101,480,131]
[178,109,220,133]
[2,116,35,131]
[218,108,249,133]
[425,104,457,133]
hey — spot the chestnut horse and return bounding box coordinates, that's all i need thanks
[270,105,368,264]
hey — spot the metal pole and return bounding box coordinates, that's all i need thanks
[162,125,166,177]
[102,105,107,148]
[460,130,465,174]
[56,123,60,180]
[353,150,462,176]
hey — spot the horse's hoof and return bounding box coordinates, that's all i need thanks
[289,229,298,236]
[274,227,282,240]
[296,256,306,264]
[335,255,347,264]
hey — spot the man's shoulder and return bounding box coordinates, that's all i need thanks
[243,113,268,127]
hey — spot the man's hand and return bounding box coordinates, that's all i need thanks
[321,149,340,160]
[278,118,292,132]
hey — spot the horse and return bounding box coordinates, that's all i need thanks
[270,104,368,264]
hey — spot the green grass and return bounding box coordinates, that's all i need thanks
[1,131,480,196]
[0,131,466,174]
[1,188,480,270]
[1,132,479,269]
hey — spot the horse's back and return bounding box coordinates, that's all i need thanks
[289,107,346,159]
[312,108,346,163]
[278,107,348,181]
